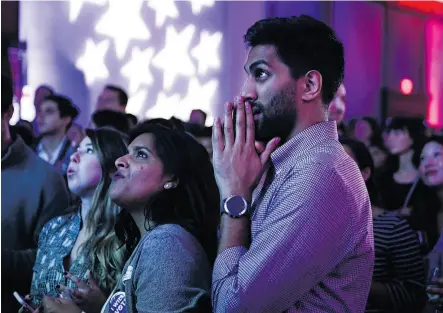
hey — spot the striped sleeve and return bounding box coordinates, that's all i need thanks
[384,217,426,313]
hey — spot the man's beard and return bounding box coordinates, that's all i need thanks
[252,86,298,143]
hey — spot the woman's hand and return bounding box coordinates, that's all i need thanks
[18,295,37,313]
[63,271,107,313]
[40,296,82,313]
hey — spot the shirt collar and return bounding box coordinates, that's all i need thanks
[270,121,338,172]
[37,137,68,164]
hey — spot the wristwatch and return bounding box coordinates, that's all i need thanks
[221,195,250,218]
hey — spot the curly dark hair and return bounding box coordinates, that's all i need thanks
[115,123,220,264]
[244,15,344,105]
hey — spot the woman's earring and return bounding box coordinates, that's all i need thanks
[164,182,176,190]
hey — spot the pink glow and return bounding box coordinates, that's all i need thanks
[400,78,413,95]
[425,20,443,128]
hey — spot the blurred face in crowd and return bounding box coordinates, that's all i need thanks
[34,86,52,109]
[37,100,71,136]
[354,119,373,143]
[384,128,413,155]
[109,133,170,211]
[241,45,300,142]
[67,137,102,196]
[67,123,85,146]
[328,83,346,123]
[342,144,371,182]
[189,110,206,126]
[369,145,388,169]
[419,141,443,187]
[96,88,124,112]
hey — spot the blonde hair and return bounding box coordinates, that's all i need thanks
[81,127,128,293]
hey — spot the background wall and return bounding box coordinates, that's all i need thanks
[267,1,443,127]
[18,1,443,127]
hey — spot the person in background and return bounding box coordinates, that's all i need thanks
[211,15,373,312]
[340,137,426,313]
[12,119,36,148]
[40,123,219,313]
[189,109,207,127]
[187,124,213,161]
[126,113,138,129]
[420,135,443,232]
[91,110,130,134]
[143,117,185,131]
[379,117,439,253]
[66,123,85,148]
[419,135,443,312]
[95,85,127,113]
[33,85,54,135]
[23,127,129,313]
[17,119,35,135]
[36,95,79,176]
[328,83,347,136]
[351,116,383,147]
[1,74,69,313]
[369,141,389,170]
[349,116,388,173]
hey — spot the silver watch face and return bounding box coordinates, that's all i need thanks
[224,195,248,217]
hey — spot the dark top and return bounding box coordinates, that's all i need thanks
[377,173,439,252]
[1,136,69,312]
[366,212,426,313]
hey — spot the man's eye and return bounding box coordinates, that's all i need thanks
[254,69,269,81]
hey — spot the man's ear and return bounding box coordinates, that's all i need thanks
[301,70,322,102]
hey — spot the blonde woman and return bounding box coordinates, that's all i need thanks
[21,127,129,313]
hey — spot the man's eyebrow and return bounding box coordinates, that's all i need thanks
[244,60,270,73]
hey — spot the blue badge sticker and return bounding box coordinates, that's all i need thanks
[108,291,126,313]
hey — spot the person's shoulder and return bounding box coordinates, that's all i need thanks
[135,224,209,274]
[146,224,202,251]
[26,148,66,185]
[41,213,76,236]
[374,212,412,231]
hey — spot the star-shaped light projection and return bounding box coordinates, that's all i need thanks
[176,77,218,123]
[95,0,150,59]
[121,47,155,94]
[152,25,196,91]
[76,39,110,85]
[189,0,215,15]
[191,31,222,75]
[146,91,181,119]
[126,89,148,116]
[69,0,107,23]
[147,0,179,28]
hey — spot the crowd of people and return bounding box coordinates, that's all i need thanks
[2,14,443,313]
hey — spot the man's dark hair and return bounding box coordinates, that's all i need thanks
[105,84,128,107]
[126,113,138,127]
[93,109,130,134]
[43,95,79,130]
[2,75,14,115]
[36,85,55,95]
[244,15,344,105]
